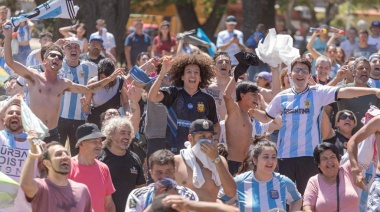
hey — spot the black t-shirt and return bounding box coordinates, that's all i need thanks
[79,53,105,65]
[98,148,146,212]
[160,86,219,153]
[323,131,349,156]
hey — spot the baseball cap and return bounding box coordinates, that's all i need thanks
[189,119,217,135]
[75,123,106,148]
[371,20,380,28]
[225,15,237,25]
[63,37,83,50]
[369,53,380,62]
[257,71,272,82]
[89,34,103,43]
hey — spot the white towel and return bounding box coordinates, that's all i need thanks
[180,141,221,188]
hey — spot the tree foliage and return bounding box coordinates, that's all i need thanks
[132,0,228,41]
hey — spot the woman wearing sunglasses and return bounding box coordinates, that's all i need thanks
[322,110,357,156]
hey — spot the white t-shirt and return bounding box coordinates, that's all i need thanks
[0,130,38,212]
[91,28,116,53]
[216,30,244,65]
[368,35,380,50]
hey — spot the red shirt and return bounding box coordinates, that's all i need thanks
[153,36,176,56]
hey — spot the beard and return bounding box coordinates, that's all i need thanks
[6,123,22,133]
[51,164,70,175]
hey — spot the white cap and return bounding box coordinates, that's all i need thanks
[63,37,83,51]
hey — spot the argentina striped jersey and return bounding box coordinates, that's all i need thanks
[219,171,301,212]
[59,60,97,120]
[266,85,339,158]
[26,49,40,67]
[17,24,30,42]
[368,78,380,88]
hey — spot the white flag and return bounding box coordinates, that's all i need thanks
[10,0,80,27]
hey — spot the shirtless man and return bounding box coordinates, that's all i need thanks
[3,23,122,143]
[174,119,236,202]
[223,64,282,175]
[347,115,380,211]
[206,52,232,120]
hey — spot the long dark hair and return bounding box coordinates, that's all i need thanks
[158,21,172,44]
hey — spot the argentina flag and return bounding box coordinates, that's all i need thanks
[10,0,80,27]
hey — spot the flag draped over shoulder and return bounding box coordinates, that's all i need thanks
[11,0,80,27]
[0,171,19,209]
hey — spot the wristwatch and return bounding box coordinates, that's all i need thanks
[213,156,221,164]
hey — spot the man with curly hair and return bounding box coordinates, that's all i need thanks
[148,54,220,154]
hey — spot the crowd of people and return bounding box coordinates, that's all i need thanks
[1,5,380,211]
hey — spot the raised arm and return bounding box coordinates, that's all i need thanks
[127,85,142,135]
[223,75,238,114]
[59,25,75,38]
[326,66,347,86]
[306,32,323,60]
[337,87,379,99]
[259,65,281,102]
[321,110,335,140]
[147,57,171,103]
[327,32,341,46]
[20,130,41,199]
[347,116,380,190]
[67,68,124,94]
[3,23,35,78]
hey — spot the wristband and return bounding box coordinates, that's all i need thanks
[28,149,42,158]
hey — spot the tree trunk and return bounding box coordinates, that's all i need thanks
[175,1,200,32]
[201,0,228,40]
[285,0,297,36]
[242,0,276,41]
[33,0,130,63]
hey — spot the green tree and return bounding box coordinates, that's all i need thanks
[33,0,131,62]
[242,0,276,40]
[133,0,228,41]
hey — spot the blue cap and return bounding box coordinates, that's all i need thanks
[371,21,380,28]
[89,34,103,43]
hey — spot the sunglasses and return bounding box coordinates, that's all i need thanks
[48,53,63,61]
[339,113,354,121]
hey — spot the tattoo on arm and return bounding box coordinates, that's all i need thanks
[130,107,136,114]
[87,83,103,90]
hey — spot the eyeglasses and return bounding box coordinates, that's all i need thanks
[48,53,63,60]
[356,66,371,71]
[292,68,309,74]
[339,113,354,121]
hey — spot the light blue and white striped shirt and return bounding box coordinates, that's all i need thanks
[59,60,97,120]
[26,49,40,67]
[17,24,30,42]
[368,78,380,89]
[219,171,301,212]
[266,85,339,158]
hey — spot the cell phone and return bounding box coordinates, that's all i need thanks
[234,33,238,38]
